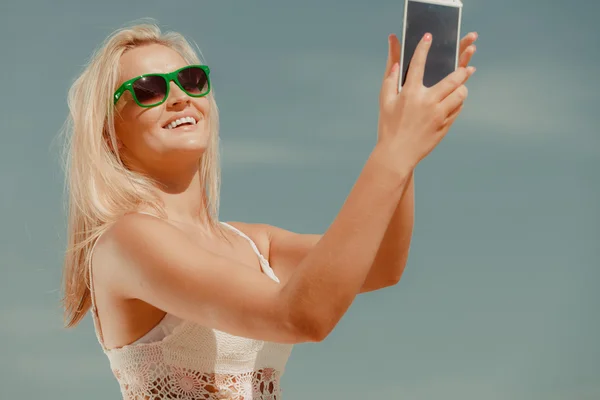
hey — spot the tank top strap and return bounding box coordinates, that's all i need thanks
[220,222,280,283]
[88,232,109,351]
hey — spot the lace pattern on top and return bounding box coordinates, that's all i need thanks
[88,219,293,400]
[113,366,281,400]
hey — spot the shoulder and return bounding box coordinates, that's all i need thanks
[91,213,186,284]
[95,213,178,255]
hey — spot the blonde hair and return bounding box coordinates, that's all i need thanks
[61,21,225,328]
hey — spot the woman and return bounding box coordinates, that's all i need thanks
[61,23,476,399]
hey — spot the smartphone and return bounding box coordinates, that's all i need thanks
[399,0,463,89]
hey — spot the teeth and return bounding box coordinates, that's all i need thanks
[166,116,197,129]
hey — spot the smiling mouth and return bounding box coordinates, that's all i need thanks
[164,116,198,129]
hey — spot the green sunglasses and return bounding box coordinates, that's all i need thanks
[113,64,211,107]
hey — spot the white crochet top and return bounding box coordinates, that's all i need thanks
[89,222,294,399]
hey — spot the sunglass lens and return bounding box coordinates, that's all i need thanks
[178,66,209,95]
[132,75,168,106]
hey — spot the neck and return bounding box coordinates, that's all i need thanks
[157,172,209,226]
[136,158,211,226]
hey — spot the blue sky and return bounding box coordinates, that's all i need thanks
[1,0,598,399]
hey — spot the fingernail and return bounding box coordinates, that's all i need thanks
[391,62,399,74]
[423,33,432,42]
[467,66,476,74]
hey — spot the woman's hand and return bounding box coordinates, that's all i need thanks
[377,32,478,169]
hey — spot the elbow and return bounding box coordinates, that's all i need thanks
[384,261,408,287]
[291,314,333,343]
[386,272,403,287]
[378,273,404,290]
[302,320,333,343]
[362,271,404,293]
[287,305,335,343]
[307,317,335,342]
[360,279,396,293]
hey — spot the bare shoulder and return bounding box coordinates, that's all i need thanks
[94,213,177,256]
[90,213,179,288]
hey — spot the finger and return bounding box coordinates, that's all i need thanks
[439,84,468,117]
[405,33,432,87]
[380,61,400,103]
[444,103,463,127]
[459,44,476,68]
[383,34,402,79]
[459,32,478,55]
[435,103,463,140]
[431,65,475,102]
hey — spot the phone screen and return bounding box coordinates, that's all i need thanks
[401,0,461,88]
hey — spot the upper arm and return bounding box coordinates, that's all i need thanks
[93,214,316,344]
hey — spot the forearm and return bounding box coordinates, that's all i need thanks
[362,170,415,292]
[281,144,413,339]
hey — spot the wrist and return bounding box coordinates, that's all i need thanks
[370,142,416,180]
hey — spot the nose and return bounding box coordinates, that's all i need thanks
[166,81,190,108]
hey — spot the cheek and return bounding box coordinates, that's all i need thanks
[194,97,211,120]
[115,106,162,149]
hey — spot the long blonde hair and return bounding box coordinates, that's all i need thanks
[61,22,225,328]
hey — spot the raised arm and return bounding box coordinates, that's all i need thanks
[94,33,474,345]
[245,33,478,294]
[364,33,478,290]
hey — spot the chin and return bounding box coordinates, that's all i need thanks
[161,124,210,153]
